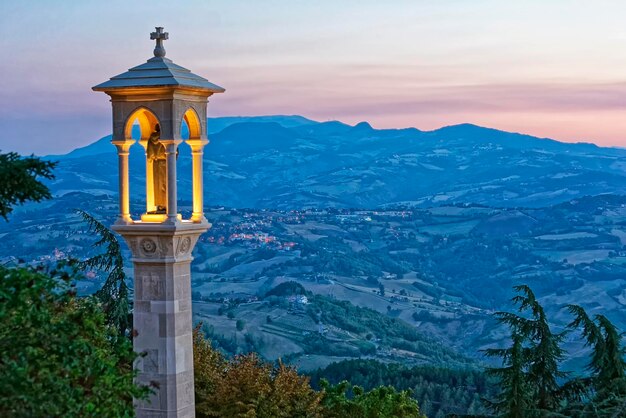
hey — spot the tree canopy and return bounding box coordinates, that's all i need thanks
[0,264,148,417]
[485,285,626,418]
[0,152,55,220]
[193,325,324,417]
[319,379,425,418]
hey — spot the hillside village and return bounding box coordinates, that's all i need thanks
[4,191,626,373]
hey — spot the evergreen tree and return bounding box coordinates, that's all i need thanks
[76,210,131,336]
[309,359,495,417]
[484,333,531,418]
[0,152,55,220]
[567,305,626,416]
[485,285,566,416]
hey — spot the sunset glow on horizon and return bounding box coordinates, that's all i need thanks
[2,0,626,154]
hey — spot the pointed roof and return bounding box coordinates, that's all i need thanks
[93,56,225,92]
[93,27,224,93]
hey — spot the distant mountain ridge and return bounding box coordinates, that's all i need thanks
[47,115,317,160]
[46,115,626,210]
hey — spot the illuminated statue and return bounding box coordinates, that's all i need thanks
[147,124,167,212]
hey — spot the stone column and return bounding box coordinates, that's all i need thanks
[187,139,208,222]
[113,222,209,418]
[163,140,181,222]
[112,140,135,224]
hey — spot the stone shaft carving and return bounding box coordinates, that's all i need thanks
[114,222,208,418]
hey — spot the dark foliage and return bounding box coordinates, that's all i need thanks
[485,285,626,417]
[564,304,626,416]
[0,265,148,417]
[319,379,425,418]
[0,152,55,220]
[76,210,131,336]
[310,359,495,417]
[265,280,308,297]
[484,285,566,416]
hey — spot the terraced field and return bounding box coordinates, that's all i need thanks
[3,192,625,371]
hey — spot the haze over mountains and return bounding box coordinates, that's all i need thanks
[47,115,626,211]
[5,116,625,380]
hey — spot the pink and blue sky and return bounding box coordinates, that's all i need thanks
[2,0,626,154]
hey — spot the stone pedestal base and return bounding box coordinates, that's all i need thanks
[113,221,209,418]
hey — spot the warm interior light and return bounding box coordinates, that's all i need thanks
[140,213,168,223]
[183,108,205,222]
[140,213,182,223]
[124,107,163,216]
[183,108,202,139]
[118,107,208,224]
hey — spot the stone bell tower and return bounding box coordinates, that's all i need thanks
[93,27,224,418]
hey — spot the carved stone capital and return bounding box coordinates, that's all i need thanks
[111,139,135,154]
[186,138,209,153]
[112,221,209,264]
[123,233,199,262]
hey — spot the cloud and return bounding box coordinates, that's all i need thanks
[3,62,626,154]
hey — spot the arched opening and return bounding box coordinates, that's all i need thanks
[182,107,202,139]
[182,107,206,222]
[115,106,206,223]
[178,118,193,219]
[124,107,165,219]
[124,107,160,141]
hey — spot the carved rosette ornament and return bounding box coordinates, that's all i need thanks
[122,233,201,262]
[141,238,157,254]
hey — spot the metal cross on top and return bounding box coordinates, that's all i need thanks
[150,27,169,58]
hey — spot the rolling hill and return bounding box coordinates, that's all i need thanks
[44,115,626,210]
[5,116,625,375]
